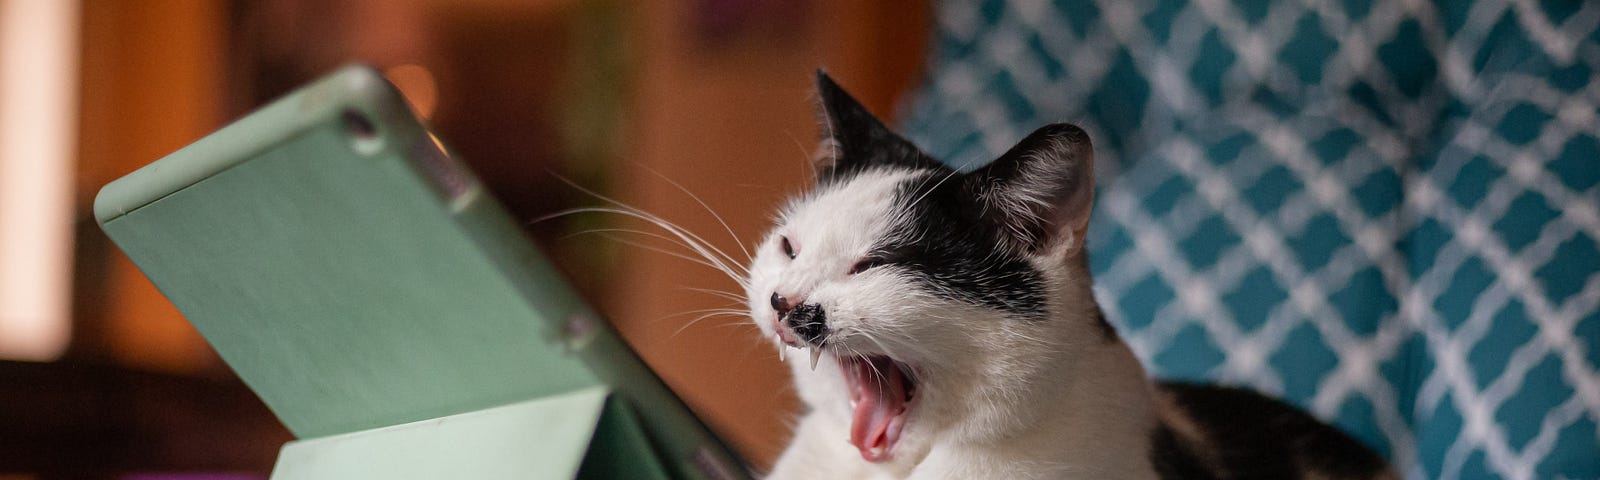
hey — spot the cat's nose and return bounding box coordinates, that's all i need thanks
[770,292,797,316]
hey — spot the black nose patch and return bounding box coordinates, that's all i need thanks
[785,303,828,344]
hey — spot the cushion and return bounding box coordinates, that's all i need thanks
[902,1,1600,477]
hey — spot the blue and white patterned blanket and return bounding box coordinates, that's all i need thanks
[902,1,1600,478]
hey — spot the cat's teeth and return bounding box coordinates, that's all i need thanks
[809,347,823,371]
[777,339,787,362]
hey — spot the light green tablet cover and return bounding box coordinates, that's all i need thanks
[269,387,670,480]
[95,65,745,479]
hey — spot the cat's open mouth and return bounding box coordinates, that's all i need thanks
[773,320,917,461]
[837,354,916,463]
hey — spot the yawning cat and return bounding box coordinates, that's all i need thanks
[743,72,1396,479]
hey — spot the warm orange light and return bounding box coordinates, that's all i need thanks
[385,63,438,119]
[0,0,79,361]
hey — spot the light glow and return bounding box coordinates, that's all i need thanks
[384,64,438,119]
[0,0,80,361]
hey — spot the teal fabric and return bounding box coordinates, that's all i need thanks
[902,1,1600,478]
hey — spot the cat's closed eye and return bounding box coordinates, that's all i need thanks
[780,235,797,259]
[848,257,887,275]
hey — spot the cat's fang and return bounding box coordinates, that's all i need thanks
[777,339,787,362]
[809,347,823,371]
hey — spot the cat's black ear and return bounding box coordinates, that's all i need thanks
[960,123,1095,253]
[815,71,940,181]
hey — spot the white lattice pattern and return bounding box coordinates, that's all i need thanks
[902,1,1600,478]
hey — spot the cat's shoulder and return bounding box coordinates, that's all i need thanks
[1148,381,1397,480]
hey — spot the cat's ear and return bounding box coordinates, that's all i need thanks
[960,123,1095,254]
[814,71,938,180]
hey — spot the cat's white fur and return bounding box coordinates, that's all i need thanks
[745,168,1161,479]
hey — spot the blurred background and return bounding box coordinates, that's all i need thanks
[7,0,1599,478]
[0,0,929,476]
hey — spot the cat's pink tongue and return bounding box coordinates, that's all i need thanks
[844,356,907,463]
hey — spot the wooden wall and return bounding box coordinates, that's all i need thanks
[74,0,228,373]
[610,0,929,468]
[31,0,930,474]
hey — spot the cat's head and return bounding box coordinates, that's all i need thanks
[745,72,1101,463]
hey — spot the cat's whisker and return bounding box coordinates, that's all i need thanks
[637,164,754,263]
[856,328,938,368]
[670,311,753,339]
[852,334,895,359]
[540,205,747,277]
[905,166,963,212]
[587,233,748,287]
[537,206,750,288]
[583,202,748,274]
[561,226,687,246]
[544,176,751,274]
[839,342,891,391]
[657,307,749,319]
[677,286,748,303]
[814,106,839,183]
[562,226,729,270]
[781,129,815,183]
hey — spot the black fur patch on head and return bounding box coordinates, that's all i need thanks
[954,123,1094,254]
[865,171,1049,320]
[814,72,946,184]
[811,74,1104,325]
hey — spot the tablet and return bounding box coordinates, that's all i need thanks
[95,65,745,479]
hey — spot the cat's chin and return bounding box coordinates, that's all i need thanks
[837,354,917,463]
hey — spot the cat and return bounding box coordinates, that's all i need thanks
[741,72,1396,480]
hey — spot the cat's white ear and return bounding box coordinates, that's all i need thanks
[814,71,941,181]
[961,123,1095,253]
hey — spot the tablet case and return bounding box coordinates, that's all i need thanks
[94,65,746,480]
[270,388,671,480]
